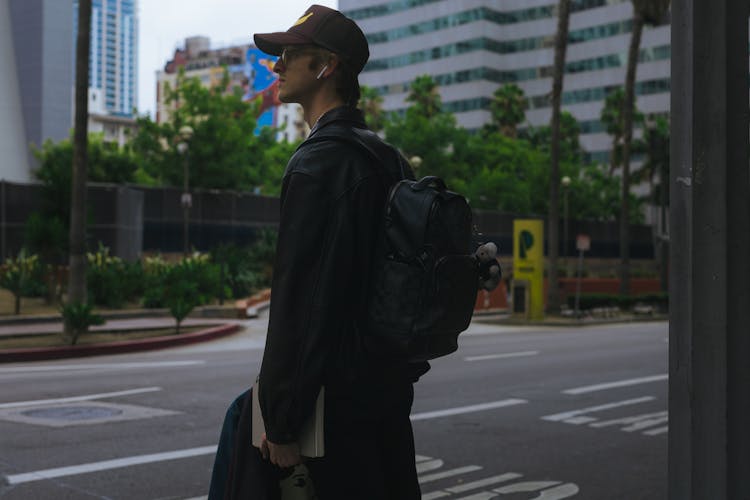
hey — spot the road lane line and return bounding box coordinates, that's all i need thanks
[3,445,217,485]
[534,483,580,499]
[0,361,204,374]
[541,396,655,422]
[0,387,162,409]
[411,399,527,421]
[464,351,539,362]
[415,454,432,463]
[419,465,482,484]
[563,374,667,394]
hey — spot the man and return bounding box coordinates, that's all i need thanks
[253,4,428,499]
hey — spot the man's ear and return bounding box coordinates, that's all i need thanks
[319,55,340,80]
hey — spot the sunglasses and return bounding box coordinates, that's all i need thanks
[279,46,318,66]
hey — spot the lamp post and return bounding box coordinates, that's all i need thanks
[177,125,193,257]
[409,155,422,172]
[561,175,571,276]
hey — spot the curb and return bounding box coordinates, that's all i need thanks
[0,323,241,363]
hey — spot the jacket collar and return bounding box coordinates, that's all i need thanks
[308,106,367,138]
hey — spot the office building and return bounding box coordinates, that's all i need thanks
[157,37,307,142]
[341,0,671,164]
[74,0,138,117]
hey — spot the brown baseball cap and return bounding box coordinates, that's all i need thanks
[253,4,369,74]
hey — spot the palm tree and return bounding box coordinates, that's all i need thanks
[547,0,572,313]
[619,0,670,295]
[66,0,92,336]
[405,75,442,119]
[489,84,527,138]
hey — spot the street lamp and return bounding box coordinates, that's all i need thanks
[561,175,571,276]
[177,125,194,257]
[409,155,422,171]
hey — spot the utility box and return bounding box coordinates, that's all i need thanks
[512,279,530,319]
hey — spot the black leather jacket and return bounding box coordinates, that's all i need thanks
[258,106,428,444]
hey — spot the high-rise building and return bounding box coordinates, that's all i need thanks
[74,0,138,117]
[1,0,75,182]
[341,0,670,164]
[157,37,308,143]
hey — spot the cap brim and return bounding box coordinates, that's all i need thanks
[253,31,313,56]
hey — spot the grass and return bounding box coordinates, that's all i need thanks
[0,326,205,350]
[0,290,59,316]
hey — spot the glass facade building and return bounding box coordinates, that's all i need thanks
[341,0,670,162]
[74,0,138,117]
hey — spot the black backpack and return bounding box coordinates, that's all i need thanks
[309,127,480,361]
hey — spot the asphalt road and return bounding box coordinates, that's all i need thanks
[0,318,667,500]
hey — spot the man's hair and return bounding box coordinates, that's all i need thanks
[309,48,361,108]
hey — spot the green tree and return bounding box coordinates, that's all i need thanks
[488,83,528,138]
[359,85,386,132]
[525,110,582,161]
[385,76,464,183]
[404,75,442,118]
[619,0,671,294]
[600,88,644,174]
[130,68,287,193]
[26,134,139,267]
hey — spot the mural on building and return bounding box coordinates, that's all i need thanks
[242,47,282,133]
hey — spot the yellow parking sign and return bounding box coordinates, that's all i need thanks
[513,219,544,320]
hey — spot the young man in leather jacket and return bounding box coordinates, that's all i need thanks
[253,4,428,498]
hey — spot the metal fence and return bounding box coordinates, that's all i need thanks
[0,180,654,261]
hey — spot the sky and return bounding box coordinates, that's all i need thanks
[137,0,338,118]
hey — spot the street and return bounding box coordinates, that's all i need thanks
[0,318,667,499]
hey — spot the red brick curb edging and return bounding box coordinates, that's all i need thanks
[0,323,241,363]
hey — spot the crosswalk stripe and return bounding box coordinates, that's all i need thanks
[446,472,522,493]
[419,465,482,484]
[417,459,444,474]
[541,396,655,422]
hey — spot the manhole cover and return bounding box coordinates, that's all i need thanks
[21,406,123,421]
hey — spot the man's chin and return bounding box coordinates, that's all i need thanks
[277,92,296,104]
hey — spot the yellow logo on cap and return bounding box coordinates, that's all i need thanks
[293,12,313,27]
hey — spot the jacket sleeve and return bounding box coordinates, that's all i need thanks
[258,170,334,444]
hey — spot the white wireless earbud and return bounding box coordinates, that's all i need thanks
[316,65,328,80]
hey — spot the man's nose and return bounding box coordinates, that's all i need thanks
[273,58,284,74]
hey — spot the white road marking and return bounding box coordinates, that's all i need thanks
[590,411,668,430]
[494,481,562,494]
[0,387,161,409]
[415,454,432,463]
[542,396,655,422]
[533,483,581,499]
[416,459,444,474]
[643,426,669,436]
[445,472,522,493]
[0,361,204,374]
[3,445,217,485]
[456,492,498,500]
[563,374,667,394]
[411,399,527,421]
[419,465,482,484]
[464,351,539,362]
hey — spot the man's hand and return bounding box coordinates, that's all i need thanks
[260,432,301,468]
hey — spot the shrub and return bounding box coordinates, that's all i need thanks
[87,244,143,308]
[566,292,668,311]
[61,301,105,345]
[0,250,47,314]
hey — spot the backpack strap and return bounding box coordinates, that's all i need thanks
[301,126,412,183]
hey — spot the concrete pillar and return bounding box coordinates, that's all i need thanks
[669,0,750,498]
[0,0,31,182]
